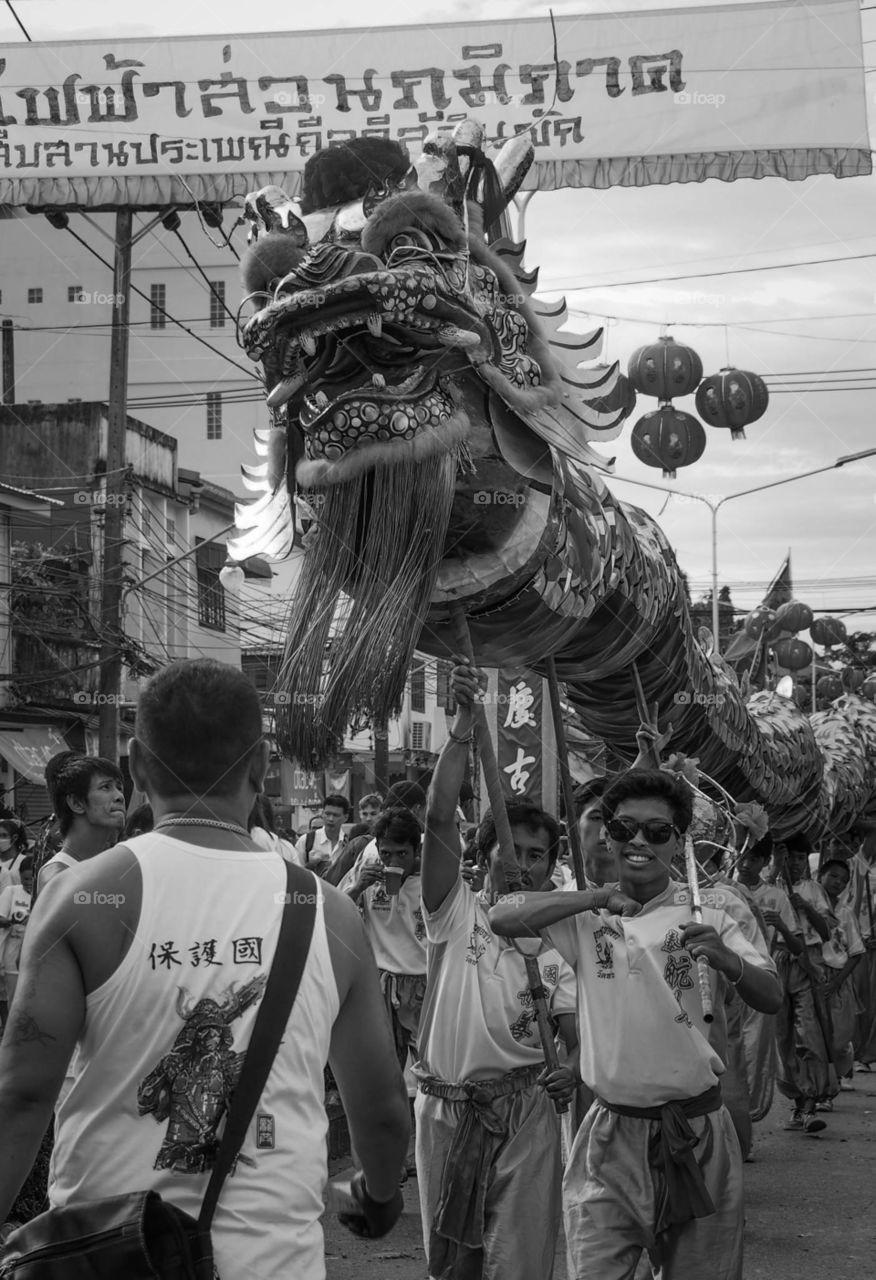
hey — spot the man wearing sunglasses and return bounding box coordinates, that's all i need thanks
[491,767,781,1280]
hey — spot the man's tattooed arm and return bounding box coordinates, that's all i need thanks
[4,1012,57,1048]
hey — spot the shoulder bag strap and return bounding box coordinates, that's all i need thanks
[198,861,317,1230]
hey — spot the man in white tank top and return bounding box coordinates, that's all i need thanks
[0,659,410,1279]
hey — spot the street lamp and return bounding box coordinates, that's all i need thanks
[610,448,876,654]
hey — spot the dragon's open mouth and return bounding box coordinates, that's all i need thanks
[242,242,553,484]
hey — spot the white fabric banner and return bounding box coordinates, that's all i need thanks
[0,0,869,207]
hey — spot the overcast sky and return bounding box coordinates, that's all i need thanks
[4,0,876,629]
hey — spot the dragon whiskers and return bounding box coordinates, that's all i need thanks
[275,450,457,765]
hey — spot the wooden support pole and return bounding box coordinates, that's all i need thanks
[545,655,586,890]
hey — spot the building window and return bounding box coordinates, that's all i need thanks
[68,285,84,303]
[410,658,426,714]
[149,283,166,329]
[27,288,43,304]
[196,540,226,632]
[209,281,226,328]
[206,392,222,440]
[166,517,176,545]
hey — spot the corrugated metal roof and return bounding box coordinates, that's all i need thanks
[0,480,64,507]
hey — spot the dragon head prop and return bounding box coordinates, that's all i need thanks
[233,123,628,765]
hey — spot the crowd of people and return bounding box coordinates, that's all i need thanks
[0,656,874,1280]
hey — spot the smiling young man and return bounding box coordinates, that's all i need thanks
[414,660,578,1280]
[491,767,781,1280]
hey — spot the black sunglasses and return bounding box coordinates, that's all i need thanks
[604,817,679,845]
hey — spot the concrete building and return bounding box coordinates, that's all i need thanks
[0,401,274,823]
[0,207,259,495]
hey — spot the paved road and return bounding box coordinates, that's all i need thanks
[324,1076,876,1279]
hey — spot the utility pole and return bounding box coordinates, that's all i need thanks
[98,210,132,764]
[1,319,14,404]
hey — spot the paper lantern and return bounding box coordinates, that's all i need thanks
[219,563,245,593]
[810,616,848,647]
[816,673,843,701]
[771,638,812,671]
[695,368,769,441]
[744,606,777,640]
[630,407,706,479]
[627,336,703,401]
[774,600,813,634]
[862,675,876,702]
[844,667,865,691]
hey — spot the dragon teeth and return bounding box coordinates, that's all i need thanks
[300,330,317,356]
[367,313,383,337]
[436,324,481,349]
[314,391,329,410]
[372,373,387,388]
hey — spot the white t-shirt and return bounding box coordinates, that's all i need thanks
[841,853,876,942]
[733,879,800,949]
[822,901,865,969]
[359,874,427,975]
[416,877,577,1084]
[295,827,344,866]
[543,879,776,1107]
[790,878,832,948]
[0,883,31,971]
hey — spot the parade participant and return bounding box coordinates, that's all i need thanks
[841,821,876,1070]
[773,835,833,1133]
[0,659,410,1278]
[358,792,383,829]
[491,767,780,1280]
[333,782,428,892]
[249,794,302,865]
[0,857,33,1026]
[347,807,427,1077]
[817,858,864,1086]
[732,832,801,1134]
[35,751,125,895]
[294,793,351,873]
[570,777,615,888]
[0,819,29,893]
[416,660,578,1280]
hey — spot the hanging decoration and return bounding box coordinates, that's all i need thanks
[630,407,706,479]
[743,605,777,640]
[773,599,813,634]
[627,335,703,401]
[771,638,812,671]
[810,616,848,647]
[816,673,844,701]
[694,368,769,441]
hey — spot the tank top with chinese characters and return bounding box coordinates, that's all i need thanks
[49,831,338,1280]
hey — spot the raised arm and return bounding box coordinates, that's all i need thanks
[421,660,483,913]
[490,887,639,939]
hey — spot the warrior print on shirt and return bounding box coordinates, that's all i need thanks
[137,975,266,1173]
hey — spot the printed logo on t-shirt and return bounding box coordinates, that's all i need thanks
[466,922,490,966]
[137,975,266,1174]
[414,907,426,942]
[661,928,694,1026]
[593,924,620,978]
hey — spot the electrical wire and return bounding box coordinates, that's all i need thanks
[4,0,30,41]
[60,223,261,382]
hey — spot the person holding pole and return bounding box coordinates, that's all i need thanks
[490,767,781,1280]
[414,659,578,1280]
[841,821,876,1070]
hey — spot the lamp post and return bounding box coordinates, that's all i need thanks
[610,447,876,655]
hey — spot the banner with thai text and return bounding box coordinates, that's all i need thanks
[0,0,868,208]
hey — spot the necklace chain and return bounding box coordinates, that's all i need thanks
[154,816,251,838]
